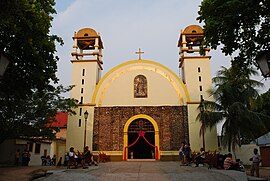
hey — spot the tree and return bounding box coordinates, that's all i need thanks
[197,0,270,149]
[197,66,269,152]
[0,0,63,96]
[0,85,78,143]
[0,0,77,143]
[254,89,270,116]
[251,89,270,133]
[197,0,270,68]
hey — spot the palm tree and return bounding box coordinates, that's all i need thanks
[197,66,268,152]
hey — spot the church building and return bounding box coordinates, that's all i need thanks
[66,25,218,161]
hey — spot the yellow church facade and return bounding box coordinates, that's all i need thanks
[66,25,218,161]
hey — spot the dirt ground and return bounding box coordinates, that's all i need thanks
[0,166,61,181]
[246,166,270,181]
[0,165,270,181]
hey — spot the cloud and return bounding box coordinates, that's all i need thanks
[51,0,269,94]
[52,0,202,83]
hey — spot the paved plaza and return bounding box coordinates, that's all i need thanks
[34,161,249,181]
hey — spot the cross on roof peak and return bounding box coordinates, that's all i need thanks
[135,48,144,60]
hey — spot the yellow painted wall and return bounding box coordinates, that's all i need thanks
[188,104,218,152]
[92,60,189,106]
[66,107,94,152]
[66,60,99,152]
[67,58,218,155]
[182,56,218,152]
[182,58,212,101]
[70,62,100,102]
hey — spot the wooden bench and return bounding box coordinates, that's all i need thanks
[67,153,85,169]
[85,154,98,166]
[193,151,221,169]
[98,152,110,162]
[67,156,77,169]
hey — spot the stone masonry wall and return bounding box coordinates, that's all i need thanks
[93,106,188,151]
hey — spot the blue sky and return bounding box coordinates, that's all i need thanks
[54,0,74,13]
[51,0,269,95]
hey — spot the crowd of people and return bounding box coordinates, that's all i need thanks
[179,142,206,167]
[222,148,261,175]
[13,145,98,169]
[38,146,98,168]
[15,144,262,177]
[41,154,57,166]
[179,141,192,166]
[67,146,98,169]
[179,143,262,177]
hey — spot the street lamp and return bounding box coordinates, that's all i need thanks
[0,53,10,76]
[83,110,89,149]
[199,98,205,150]
[256,50,270,77]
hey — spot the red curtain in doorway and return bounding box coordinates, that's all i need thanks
[124,131,158,160]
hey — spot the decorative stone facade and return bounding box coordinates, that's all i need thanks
[93,106,188,151]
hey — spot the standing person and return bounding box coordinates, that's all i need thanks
[250,148,261,177]
[15,149,20,166]
[22,149,30,166]
[26,151,31,166]
[179,142,185,165]
[57,157,62,166]
[64,153,69,166]
[51,155,57,166]
[181,142,191,166]
[41,155,46,166]
[46,155,51,166]
[183,143,192,165]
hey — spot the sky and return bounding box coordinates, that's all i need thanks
[51,0,269,96]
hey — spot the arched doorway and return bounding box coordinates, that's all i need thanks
[123,114,159,160]
[128,118,155,159]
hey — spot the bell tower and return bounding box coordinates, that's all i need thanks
[178,25,211,102]
[178,25,218,150]
[66,28,104,151]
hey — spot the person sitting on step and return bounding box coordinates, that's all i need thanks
[195,147,205,167]
[68,147,87,169]
[223,153,240,171]
[83,146,98,166]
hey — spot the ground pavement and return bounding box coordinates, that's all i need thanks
[34,162,246,181]
[0,162,269,181]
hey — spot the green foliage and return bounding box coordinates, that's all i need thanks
[197,66,269,152]
[252,89,270,131]
[197,0,270,67]
[254,89,270,116]
[0,0,63,96]
[0,0,77,143]
[0,85,78,143]
[197,0,270,151]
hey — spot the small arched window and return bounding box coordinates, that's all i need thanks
[134,75,147,98]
